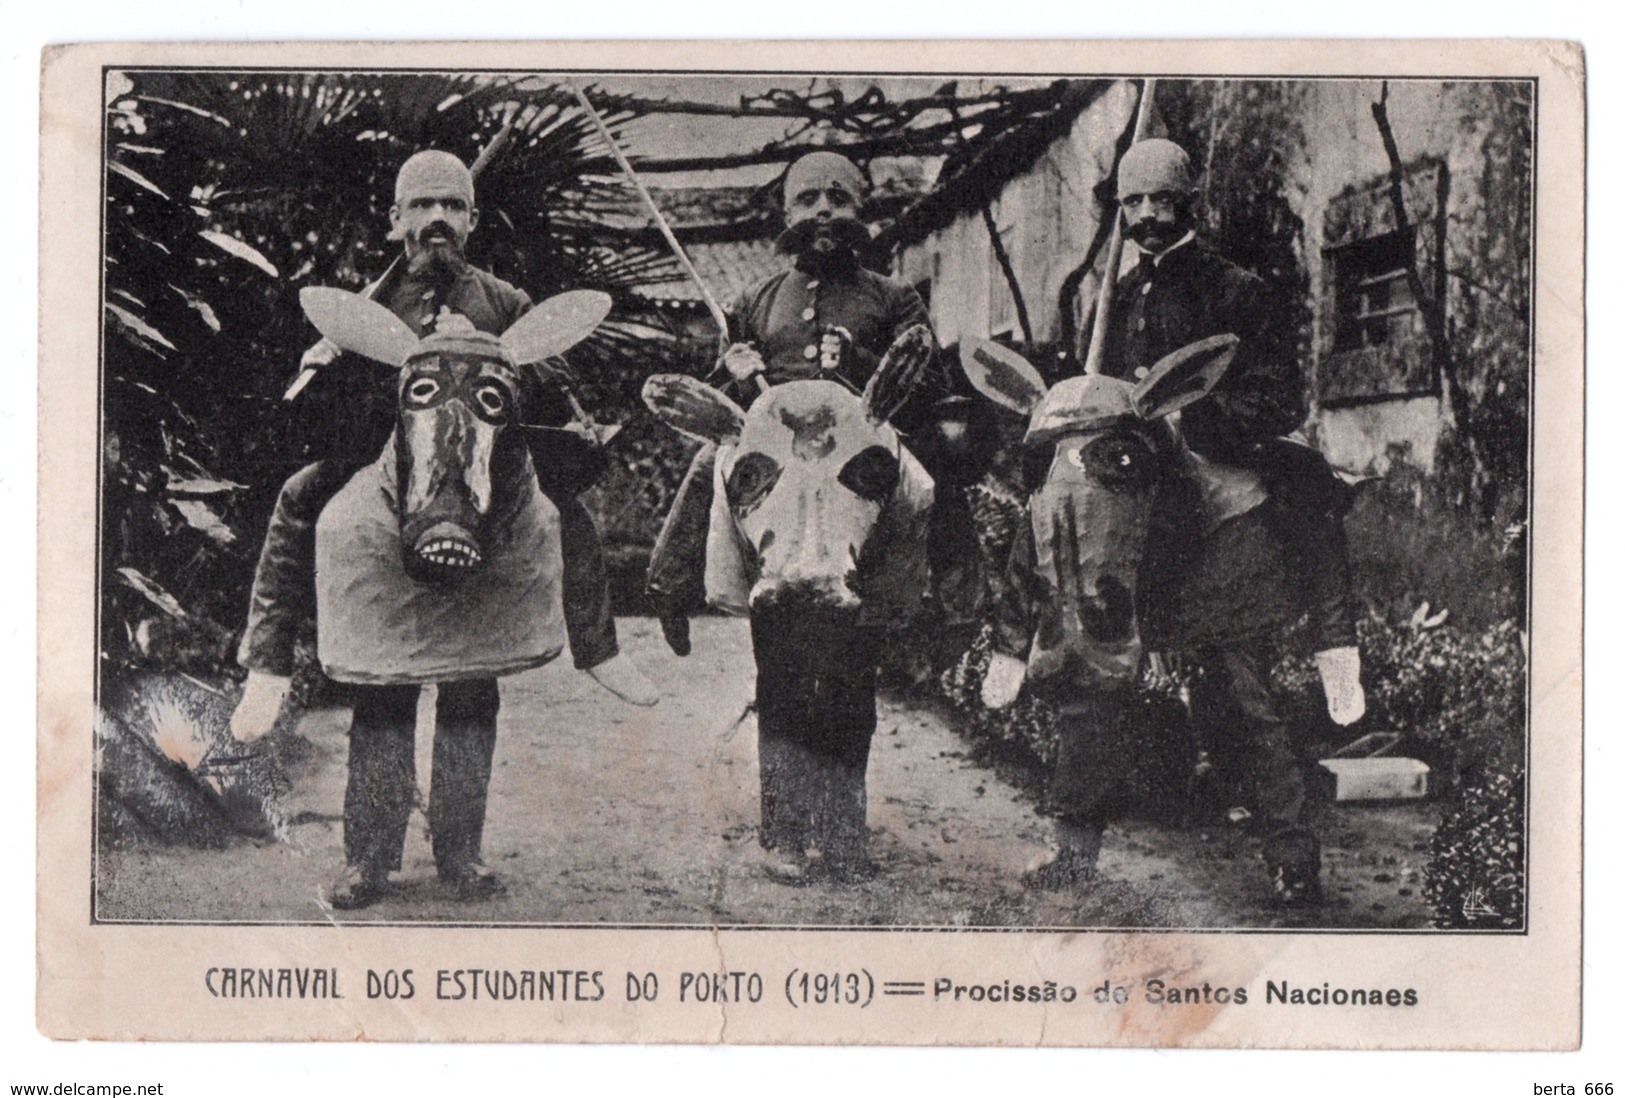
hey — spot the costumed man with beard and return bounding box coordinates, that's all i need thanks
[644,150,973,884]
[646,150,981,655]
[230,150,658,909]
[986,138,1362,906]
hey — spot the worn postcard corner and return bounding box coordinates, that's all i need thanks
[38,38,1581,1048]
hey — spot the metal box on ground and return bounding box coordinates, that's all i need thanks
[1319,756,1430,802]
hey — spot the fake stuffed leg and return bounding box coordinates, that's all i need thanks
[1315,645,1367,727]
[981,651,1028,709]
[230,671,291,743]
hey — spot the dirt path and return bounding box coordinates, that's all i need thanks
[97,617,1433,929]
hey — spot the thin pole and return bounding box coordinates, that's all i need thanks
[570,86,731,352]
[1082,78,1158,376]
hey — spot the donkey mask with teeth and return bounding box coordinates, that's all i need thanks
[295,286,611,685]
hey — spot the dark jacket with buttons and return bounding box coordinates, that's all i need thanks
[727,260,932,390]
[1085,238,1305,462]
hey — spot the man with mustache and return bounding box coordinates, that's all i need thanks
[232,150,657,909]
[646,151,952,659]
[1100,139,1361,713]
[644,151,972,885]
[998,138,1360,905]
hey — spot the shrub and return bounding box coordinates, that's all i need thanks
[1272,614,1526,788]
[942,604,1526,928]
[1423,761,1525,929]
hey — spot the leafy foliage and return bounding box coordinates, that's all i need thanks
[1273,615,1526,782]
[1276,610,1526,929]
[97,672,291,847]
[1424,762,1525,930]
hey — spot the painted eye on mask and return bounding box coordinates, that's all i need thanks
[404,376,442,406]
[472,382,510,421]
[725,452,783,517]
[1062,434,1157,493]
[837,445,900,502]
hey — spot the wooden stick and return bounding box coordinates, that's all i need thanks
[570,85,768,396]
[1082,78,1158,376]
[571,90,725,339]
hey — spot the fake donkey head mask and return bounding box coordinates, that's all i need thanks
[298,286,610,583]
[962,334,1241,682]
[645,325,936,618]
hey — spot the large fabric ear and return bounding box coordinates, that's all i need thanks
[862,323,934,423]
[501,290,613,365]
[299,287,420,367]
[642,374,747,445]
[960,336,1048,415]
[1130,333,1240,421]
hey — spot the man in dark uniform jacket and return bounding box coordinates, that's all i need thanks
[230,151,656,908]
[1088,139,1362,704]
[645,151,950,656]
[1025,138,1361,905]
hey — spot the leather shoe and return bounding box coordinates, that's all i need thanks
[441,863,507,901]
[327,864,389,910]
[762,848,821,887]
[1268,859,1323,908]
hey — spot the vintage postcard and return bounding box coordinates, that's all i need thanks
[37,39,1582,1047]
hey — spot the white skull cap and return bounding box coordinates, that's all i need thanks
[783,151,868,207]
[395,149,475,206]
[1116,138,1195,200]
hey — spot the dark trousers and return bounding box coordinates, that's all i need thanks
[1263,500,1356,652]
[1185,644,1318,868]
[645,445,717,616]
[1047,690,1134,826]
[342,678,500,877]
[749,614,880,865]
[1256,441,1358,652]
[239,457,617,674]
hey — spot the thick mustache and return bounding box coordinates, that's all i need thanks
[775,217,870,256]
[1125,219,1176,243]
[417,222,457,243]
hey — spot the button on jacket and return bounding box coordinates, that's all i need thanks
[727,263,932,394]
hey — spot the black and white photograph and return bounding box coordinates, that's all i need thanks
[33,37,1583,1050]
[88,64,1537,932]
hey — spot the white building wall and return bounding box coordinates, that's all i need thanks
[898,80,1139,349]
[1300,81,1480,475]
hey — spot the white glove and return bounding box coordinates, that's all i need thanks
[720,343,767,382]
[1315,646,1367,727]
[230,671,291,743]
[981,651,1028,710]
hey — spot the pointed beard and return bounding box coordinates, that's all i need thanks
[407,227,469,281]
[775,218,870,270]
